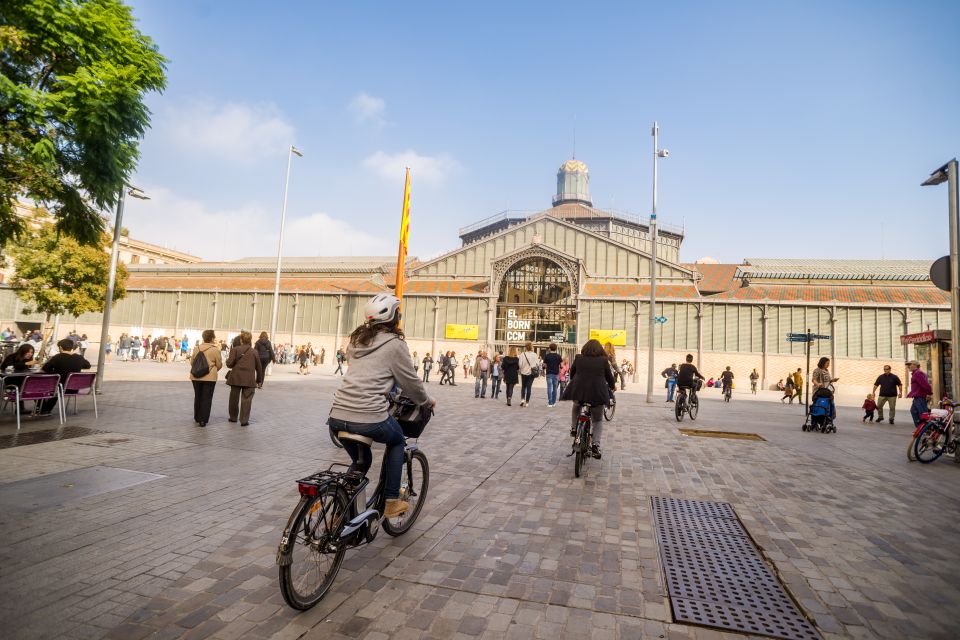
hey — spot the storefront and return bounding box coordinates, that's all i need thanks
[900,330,953,400]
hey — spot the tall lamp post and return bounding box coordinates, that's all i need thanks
[267,145,303,375]
[646,122,669,403]
[922,159,960,403]
[95,186,149,393]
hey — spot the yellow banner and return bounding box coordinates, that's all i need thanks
[590,329,627,347]
[445,324,479,340]
[395,167,411,302]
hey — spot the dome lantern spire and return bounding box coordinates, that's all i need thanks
[553,159,592,207]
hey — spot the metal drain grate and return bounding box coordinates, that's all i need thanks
[678,429,766,441]
[0,426,108,450]
[652,496,821,640]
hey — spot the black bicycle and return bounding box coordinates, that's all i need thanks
[277,428,429,610]
[723,385,732,403]
[569,403,596,478]
[603,392,616,421]
[675,383,700,422]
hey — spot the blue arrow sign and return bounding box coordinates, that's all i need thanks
[655,316,668,324]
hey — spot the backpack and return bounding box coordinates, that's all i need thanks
[191,347,211,378]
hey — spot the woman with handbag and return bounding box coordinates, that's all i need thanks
[190,329,223,427]
[518,341,539,407]
[226,331,264,426]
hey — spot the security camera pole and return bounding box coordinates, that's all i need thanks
[96,186,149,393]
[646,122,668,403]
[922,159,960,402]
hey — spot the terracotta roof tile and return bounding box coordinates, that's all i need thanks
[403,280,488,295]
[582,284,700,299]
[126,276,388,294]
[684,263,742,294]
[707,285,948,305]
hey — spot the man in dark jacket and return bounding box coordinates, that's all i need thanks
[39,338,91,414]
[564,339,616,459]
[661,364,679,402]
[226,331,264,426]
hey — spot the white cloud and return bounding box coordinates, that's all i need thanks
[363,150,460,185]
[164,101,295,162]
[349,92,388,127]
[123,187,392,261]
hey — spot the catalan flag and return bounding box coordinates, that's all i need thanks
[394,167,411,306]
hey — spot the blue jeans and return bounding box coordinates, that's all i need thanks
[327,416,406,499]
[546,374,559,405]
[666,378,676,402]
[475,372,488,397]
[910,396,929,428]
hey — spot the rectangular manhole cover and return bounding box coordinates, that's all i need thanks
[651,496,820,640]
[0,426,109,449]
[0,465,165,514]
[678,429,766,441]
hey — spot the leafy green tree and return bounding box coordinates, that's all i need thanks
[0,0,166,247]
[10,220,127,356]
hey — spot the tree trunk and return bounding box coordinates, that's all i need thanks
[38,313,53,362]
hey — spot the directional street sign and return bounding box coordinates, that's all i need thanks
[811,334,831,340]
[654,316,669,324]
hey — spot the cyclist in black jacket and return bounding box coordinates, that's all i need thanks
[676,354,705,403]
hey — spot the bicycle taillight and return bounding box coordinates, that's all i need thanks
[298,483,319,497]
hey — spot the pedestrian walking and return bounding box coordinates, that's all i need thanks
[190,329,223,427]
[225,331,264,426]
[473,350,491,398]
[558,357,570,399]
[491,354,502,398]
[334,348,346,375]
[255,331,275,375]
[906,360,932,428]
[319,347,326,365]
[661,363,678,402]
[422,352,433,382]
[792,368,803,400]
[543,343,562,406]
[501,347,520,406]
[463,354,472,380]
[749,368,759,394]
[104,334,112,362]
[517,341,538,407]
[781,375,795,403]
[130,336,140,361]
[447,352,458,385]
[872,365,903,425]
[298,346,312,375]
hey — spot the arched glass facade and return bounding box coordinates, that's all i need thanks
[496,257,576,346]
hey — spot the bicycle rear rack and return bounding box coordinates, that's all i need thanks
[296,466,364,497]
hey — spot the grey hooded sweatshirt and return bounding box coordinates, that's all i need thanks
[329,332,432,424]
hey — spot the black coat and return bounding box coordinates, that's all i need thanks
[564,355,616,405]
[254,338,275,364]
[500,356,520,385]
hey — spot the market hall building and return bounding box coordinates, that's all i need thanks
[0,160,949,389]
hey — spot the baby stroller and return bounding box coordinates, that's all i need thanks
[803,385,836,433]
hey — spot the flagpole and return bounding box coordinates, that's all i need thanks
[395,167,411,319]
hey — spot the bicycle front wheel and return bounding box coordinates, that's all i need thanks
[914,423,947,464]
[604,401,616,421]
[689,398,699,421]
[279,485,349,610]
[383,450,430,536]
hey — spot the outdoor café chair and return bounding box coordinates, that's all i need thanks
[1,373,63,430]
[61,372,98,419]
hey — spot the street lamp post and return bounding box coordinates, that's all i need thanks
[923,159,960,403]
[267,145,303,375]
[646,122,669,403]
[95,186,149,393]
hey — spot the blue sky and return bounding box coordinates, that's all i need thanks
[124,0,960,264]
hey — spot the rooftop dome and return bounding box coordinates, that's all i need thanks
[554,158,592,206]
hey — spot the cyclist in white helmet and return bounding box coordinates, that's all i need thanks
[328,294,435,518]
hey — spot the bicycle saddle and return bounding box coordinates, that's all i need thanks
[338,431,374,447]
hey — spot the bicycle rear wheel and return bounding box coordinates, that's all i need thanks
[914,423,947,464]
[279,485,349,610]
[383,450,429,536]
[675,396,685,422]
[574,422,587,477]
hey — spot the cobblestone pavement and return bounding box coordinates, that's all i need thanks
[1,363,958,639]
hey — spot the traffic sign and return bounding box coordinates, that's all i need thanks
[654,316,668,324]
[811,334,831,340]
[787,337,812,342]
[930,256,950,292]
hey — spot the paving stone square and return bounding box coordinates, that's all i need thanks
[1,362,958,639]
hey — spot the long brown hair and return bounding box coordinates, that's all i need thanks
[349,314,405,347]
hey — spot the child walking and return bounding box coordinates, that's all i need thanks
[862,393,877,422]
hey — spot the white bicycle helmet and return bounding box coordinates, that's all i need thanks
[364,293,401,325]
